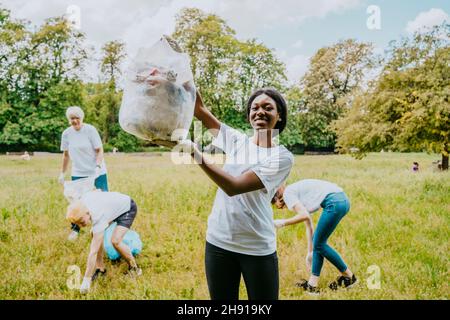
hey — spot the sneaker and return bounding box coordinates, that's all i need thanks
[127,266,143,277]
[296,279,320,296]
[67,230,79,241]
[92,269,107,282]
[329,275,358,290]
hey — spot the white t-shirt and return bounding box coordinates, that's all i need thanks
[283,179,343,213]
[206,123,294,256]
[81,191,131,234]
[60,124,107,177]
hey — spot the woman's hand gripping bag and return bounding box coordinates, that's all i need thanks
[119,36,196,147]
[104,222,143,261]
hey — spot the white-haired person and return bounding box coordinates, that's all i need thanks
[272,179,357,295]
[59,106,109,241]
[66,190,141,294]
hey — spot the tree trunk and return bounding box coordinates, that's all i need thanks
[442,153,449,171]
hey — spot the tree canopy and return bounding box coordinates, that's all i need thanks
[334,24,449,169]
[0,6,448,169]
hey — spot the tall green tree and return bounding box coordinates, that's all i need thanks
[100,40,126,86]
[279,86,304,150]
[298,39,374,149]
[173,8,240,122]
[334,24,450,170]
[0,12,87,152]
[83,82,124,149]
[0,8,28,95]
[99,40,125,144]
[0,8,29,148]
[84,40,140,150]
[84,40,143,151]
[172,8,288,141]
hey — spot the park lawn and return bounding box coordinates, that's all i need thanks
[0,152,448,300]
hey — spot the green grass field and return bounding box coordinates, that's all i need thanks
[0,152,448,300]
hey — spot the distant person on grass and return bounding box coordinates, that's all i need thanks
[66,190,141,294]
[21,151,31,161]
[412,162,419,172]
[59,106,109,241]
[272,179,357,295]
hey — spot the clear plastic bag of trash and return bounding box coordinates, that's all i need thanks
[119,36,196,147]
[63,177,96,203]
[104,222,143,261]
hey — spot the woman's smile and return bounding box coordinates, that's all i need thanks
[249,94,279,130]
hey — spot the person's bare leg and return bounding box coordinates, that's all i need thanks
[341,268,353,278]
[96,241,105,271]
[111,226,137,268]
[309,269,353,287]
[308,275,320,287]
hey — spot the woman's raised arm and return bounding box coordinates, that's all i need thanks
[194,91,221,136]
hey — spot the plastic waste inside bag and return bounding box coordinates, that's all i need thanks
[63,177,96,203]
[119,35,196,147]
[104,222,143,261]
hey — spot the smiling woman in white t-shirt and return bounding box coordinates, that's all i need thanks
[182,88,294,300]
[59,106,109,241]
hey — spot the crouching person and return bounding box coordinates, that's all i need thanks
[66,190,142,294]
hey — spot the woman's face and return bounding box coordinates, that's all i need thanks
[77,213,91,228]
[273,186,286,209]
[69,115,83,131]
[274,197,286,210]
[249,94,280,132]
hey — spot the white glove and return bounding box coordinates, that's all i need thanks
[177,139,197,155]
[80,277,91,294]
[58,172,65,185]
[305,252,313,271]
[95,165,102,178]
[274,219,287,229]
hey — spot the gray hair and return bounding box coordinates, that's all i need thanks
[66,106,85,121]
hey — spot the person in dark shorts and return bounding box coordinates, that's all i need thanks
[66,190,141,294]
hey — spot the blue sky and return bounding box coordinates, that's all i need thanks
[274,0,450,56]
[258,0,449,82]
[2,0,449,83]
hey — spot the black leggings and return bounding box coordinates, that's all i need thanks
[205,242,279,300]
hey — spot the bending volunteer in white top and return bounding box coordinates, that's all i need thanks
[272,179,343,272]
[283,179,343,213]
[66,191,141,294]
[273,179,356,293]
[207,123,294,255]
[81,191,131,234]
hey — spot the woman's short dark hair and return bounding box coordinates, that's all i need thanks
[246,88,288,134]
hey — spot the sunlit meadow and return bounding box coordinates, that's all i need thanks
[0,152,448,300]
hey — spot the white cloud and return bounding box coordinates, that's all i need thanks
[275,50,310,84]
[1,0,358,81]
[2,0,362,50]
[405,8,449,34]
[206,0,361,39]
[1,0,168,46]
